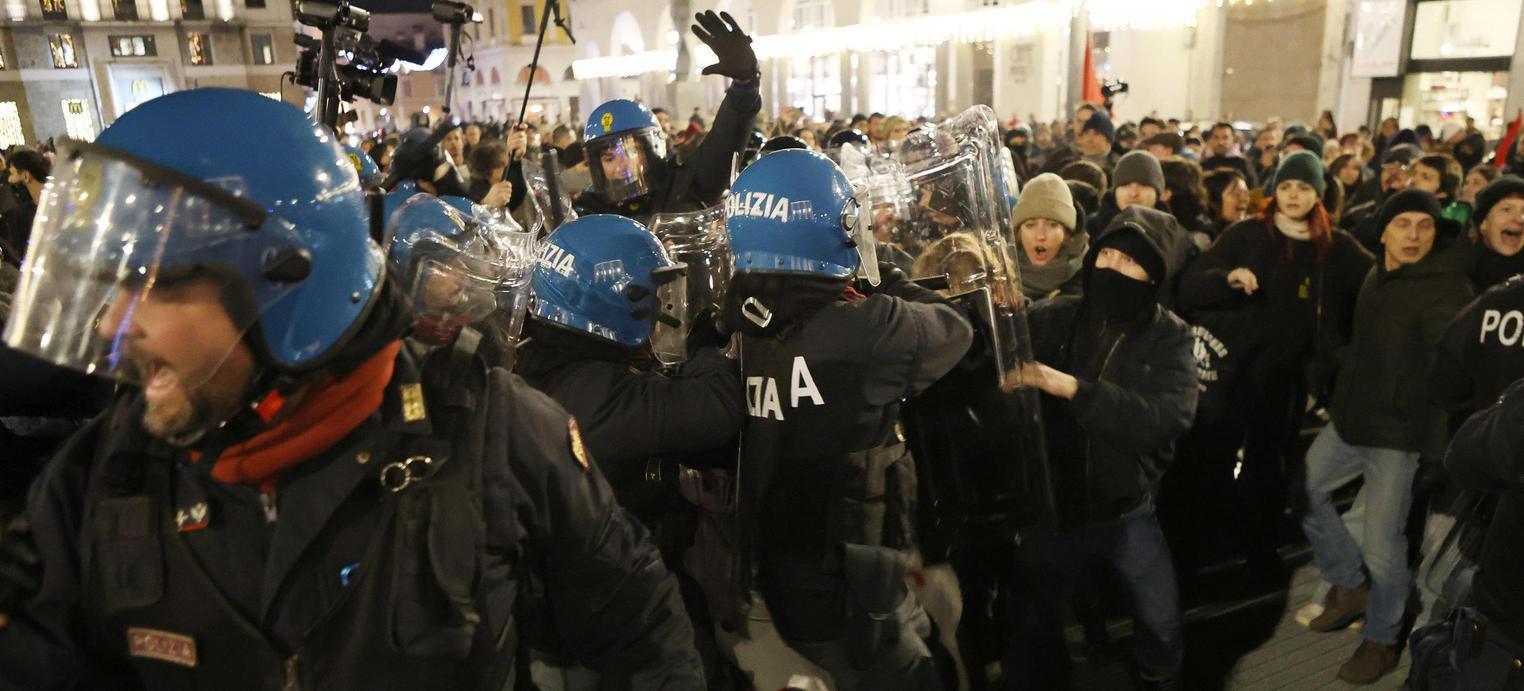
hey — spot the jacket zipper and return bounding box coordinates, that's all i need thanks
[1083,323,1127,519]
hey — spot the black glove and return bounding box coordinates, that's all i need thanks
[854,261,907,296]
[691,11,757,83]
[0,513,40,617]
[686,306,731,357]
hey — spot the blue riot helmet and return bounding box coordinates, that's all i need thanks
[583,99,669,204]
[726,149,878,287]
[4,88,383,385]
[387,194,536,348]
[532,214,691,365]
[345,141,383,187]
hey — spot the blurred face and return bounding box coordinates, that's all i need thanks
[868,116,885,139]
[1019,218,1068,267]
[1256,129,1279,150]
[655,111,671,133]
[488,155,508,184]
[1095,247,1151,282]
[1115,182,1157,211]
[1381,210,1437,269]
[1410,163,1443,197]
[464,124,482,146]
[1145,144,1173,160]
[1380,162,1410,192]
[444,128,465,158]
[96,279,256,441]
[888,123,911,143]
[1208,127,1233,155]
[1274,179,1318,220]
[1079,130,1110,156]
[1478,195,1524,256]
[1460,171,1489,205]
[1337,159,1362,187]
[1220,178,1249,222]
[1139,122,1162,140]
[1380,119,1399,138]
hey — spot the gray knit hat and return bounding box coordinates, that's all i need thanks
[1112,150,1165,194]
[1012,173,1077,231]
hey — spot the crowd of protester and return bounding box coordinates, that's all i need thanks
[1,36,1523,686]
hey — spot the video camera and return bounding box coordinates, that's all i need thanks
[293,0,425,124]
[1100,79,1129,111]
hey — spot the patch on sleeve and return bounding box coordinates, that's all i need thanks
[568,418,590,471]
[128,627,198,668]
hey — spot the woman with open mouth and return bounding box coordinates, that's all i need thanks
[1013,172,1088,303]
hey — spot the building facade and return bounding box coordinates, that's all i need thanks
[561,0,1524,136]
[0,0,299,144]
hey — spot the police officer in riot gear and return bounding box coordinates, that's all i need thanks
[576,11,760,221]
[721,149,973,690]
[513,213,745,687]
[0,88,704,691]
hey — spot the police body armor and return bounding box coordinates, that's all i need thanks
[76,336,520,691]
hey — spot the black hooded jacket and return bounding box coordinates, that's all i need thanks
[1028,207,1199,526]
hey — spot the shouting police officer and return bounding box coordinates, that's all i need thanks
[0,88,703,691]
[576,11,760,221]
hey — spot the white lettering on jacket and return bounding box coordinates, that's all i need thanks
[1480,309,1524,346]
[746,356,825,420]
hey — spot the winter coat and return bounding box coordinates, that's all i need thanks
[1444,377,1524,642]
[1178,218,1373,381]
[1028,208,1199,525]
[1329,240,1474,453]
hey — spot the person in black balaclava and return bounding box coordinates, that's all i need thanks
[382,123,475,199]
[1003,205,1197,691]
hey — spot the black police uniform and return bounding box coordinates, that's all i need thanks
[575,81,761,221]
[514,322,746,688]
[0,342,704,691]
[1406,378,1524,690]
[737,277,972,690]
[1431,275,1524,414]
[514,324,743,528]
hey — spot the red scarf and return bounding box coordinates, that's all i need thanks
[203,341,401,492]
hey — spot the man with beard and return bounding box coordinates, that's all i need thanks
[0,89,704,691]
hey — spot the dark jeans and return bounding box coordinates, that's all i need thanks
[1005,501,1184,688]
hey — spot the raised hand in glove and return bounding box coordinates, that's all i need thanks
[686,306,732,357]
[0,513,41,627]
[691,11,758,83]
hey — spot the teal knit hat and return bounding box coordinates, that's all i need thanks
[1272,150,1326,196]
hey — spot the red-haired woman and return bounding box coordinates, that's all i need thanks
[1172,151,1372,578]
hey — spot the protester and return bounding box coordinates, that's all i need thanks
[1013,173,1088,302]
[1301,189,1472,685]
[1202,168,1250,237]
[1008,205,1196,690]
[1175,152,1372,582]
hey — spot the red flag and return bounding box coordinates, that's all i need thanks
[1081,34,1103,105]
[1494,109,1522,169]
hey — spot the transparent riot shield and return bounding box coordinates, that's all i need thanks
[522,150,578,235]
[889,105,1053,559]
[649,204,732,361]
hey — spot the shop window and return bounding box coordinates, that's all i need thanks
[62,99,95,139]
[109,35,157,57]
[250,33,274,64]
[0,102,23,148]
[187,32,212,65]
[180,0,203,19]
[1410,0,1521,60]
[41,0,67,20]
[113,0,138,19]
[48,33,78,68]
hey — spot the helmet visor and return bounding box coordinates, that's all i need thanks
[586,129,665,203]
[648,264,689,366]
[4,139,304,387]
